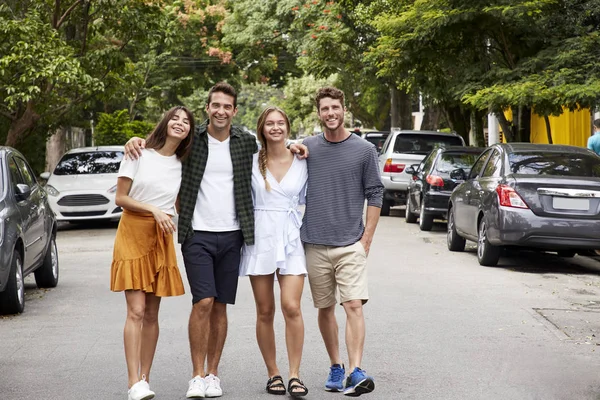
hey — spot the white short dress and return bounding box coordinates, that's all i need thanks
[240,154,308,276]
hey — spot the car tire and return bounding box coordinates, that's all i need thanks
[0,250,25,315]
[447,207,466,252]
[405,196,417,223]
[419,201,434,231]
[477,218,501,266]
[35,234,59,288]
[380,199,391,216]
[557,250,576,258]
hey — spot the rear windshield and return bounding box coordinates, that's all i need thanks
[393,134,463,155]
[53,151,123,175]
[434,152,481,176]
[508,152,600,177]
[364,134,389,151]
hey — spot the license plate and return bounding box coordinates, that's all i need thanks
[552,197,590,211]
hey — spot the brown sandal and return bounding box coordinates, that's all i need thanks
[266,375,286,395]
[288,377,308,397]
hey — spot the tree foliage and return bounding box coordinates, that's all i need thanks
[94,109,153,145]
[370,0,600,141]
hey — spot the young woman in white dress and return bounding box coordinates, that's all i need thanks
[240,106,309,397]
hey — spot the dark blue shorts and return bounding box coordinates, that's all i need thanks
[181,230,244,305]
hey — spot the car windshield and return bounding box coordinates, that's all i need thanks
[509,152,600,177]
[53,151,124,175]
[393,134,463,155]
[434,152,481,176]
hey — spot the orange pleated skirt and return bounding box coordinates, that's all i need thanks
[110,210,185,297]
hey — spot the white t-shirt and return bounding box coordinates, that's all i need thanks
[192,134,239,231]
[118,148,182,215]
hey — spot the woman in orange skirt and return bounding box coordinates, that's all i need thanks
[110,106,194,400]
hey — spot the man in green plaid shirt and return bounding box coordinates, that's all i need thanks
[125,82,306,398]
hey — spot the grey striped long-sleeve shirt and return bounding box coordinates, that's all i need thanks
[300,133,384,246]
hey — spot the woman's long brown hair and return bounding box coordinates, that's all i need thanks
[145,106,195,159]
[256,106,291,192]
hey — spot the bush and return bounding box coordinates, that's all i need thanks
[94,110,153,145]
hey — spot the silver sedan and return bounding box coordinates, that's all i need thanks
[447,143,600,266]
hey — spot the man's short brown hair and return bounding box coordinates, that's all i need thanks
[315,86,345,110]
[208,82,238,108]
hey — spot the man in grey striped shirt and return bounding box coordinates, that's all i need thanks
[301,87,384,397]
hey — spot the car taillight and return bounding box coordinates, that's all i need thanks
[496,184,528,209]
[383,159,405,173]
[426,175,444,187]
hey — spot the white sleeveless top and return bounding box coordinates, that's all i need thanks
[240,154,308,276]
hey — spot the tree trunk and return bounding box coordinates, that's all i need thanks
[5,101,40,147]
[390,87,412,129]
[443,104,470,143]
[469,110,485,147]
[494,111,514,142]
[421,104,441,131]
[544,115,553,144]
[390,87,399,128]
[45,127,67,173]
[516,106,531,142]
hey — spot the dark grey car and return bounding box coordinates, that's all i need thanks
[0,147,59,314]
[447,143,600,266]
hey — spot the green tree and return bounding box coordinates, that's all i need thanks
[94,109,153,145]
[369,0,600,143]
[0,5,100,147]
[223,0,395,130]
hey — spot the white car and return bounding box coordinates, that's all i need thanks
[378,130,465,216]
[41,146,124,222]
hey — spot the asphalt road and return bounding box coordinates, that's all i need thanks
[3,209,600,400]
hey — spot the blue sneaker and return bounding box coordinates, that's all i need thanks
[325,364,345,392]
[343,367,374,397]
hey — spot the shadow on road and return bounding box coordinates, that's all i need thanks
[57,220,120,231]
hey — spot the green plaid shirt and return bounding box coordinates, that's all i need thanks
[177,121,258,245]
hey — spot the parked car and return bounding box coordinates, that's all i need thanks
[378,130,465,215]
[447,143,600,266]
[405,146,484,231]
[0,147,59,314]
[361,131,390,153]
[40,146,124,222]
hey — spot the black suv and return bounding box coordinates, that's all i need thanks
[0,147,59,314]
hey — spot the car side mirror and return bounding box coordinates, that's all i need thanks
[450,168,467,181]
[40,172,51,180]
[405,165,417,175]
[15,183,31,201]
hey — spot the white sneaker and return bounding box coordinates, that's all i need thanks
[186,375,206,398]
[128,376,155,400]
[204,374,223,397]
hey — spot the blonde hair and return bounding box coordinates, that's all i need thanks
[256,106,291,191]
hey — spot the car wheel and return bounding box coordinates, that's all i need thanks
[405,196,417,223]
[447,208,466,252]
[557,250,576,258]
[0,250,25,315]
[380,199,391,216]
[477,218,501,266]
[419,201,433,231]
[35,234,59,288]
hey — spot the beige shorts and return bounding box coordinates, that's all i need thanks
[305,242,368,308]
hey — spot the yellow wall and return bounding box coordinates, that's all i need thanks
[530,108,591,147]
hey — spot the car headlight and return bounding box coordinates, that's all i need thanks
[45,185,59,196]
[107,184,118,194]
